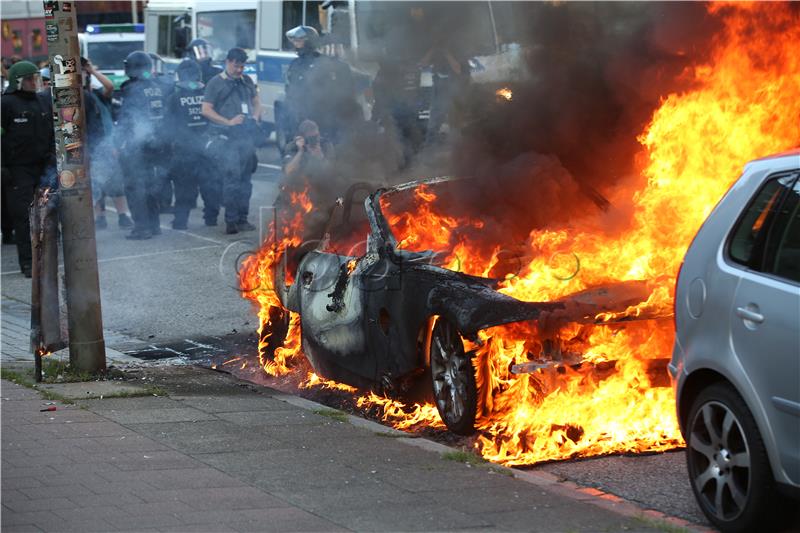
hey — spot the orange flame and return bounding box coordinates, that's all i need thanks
[241,4,800,466]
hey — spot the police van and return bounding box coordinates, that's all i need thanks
[79,23,146,90]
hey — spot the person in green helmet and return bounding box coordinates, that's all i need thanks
[1,60,54,278]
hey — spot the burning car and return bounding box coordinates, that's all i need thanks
[264,177,665,435]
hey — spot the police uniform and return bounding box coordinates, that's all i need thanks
[285,52,357,144]
[167,77,216,228]
[1,85,54,274]
[203,70,259,229]
[117,75,167,239]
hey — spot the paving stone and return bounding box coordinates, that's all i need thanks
[214,409,325,426]
[92,407,218,424]
[171,395,288,413]
[3,494,75,513]
[231,507,349,532]
[304,503,489,532]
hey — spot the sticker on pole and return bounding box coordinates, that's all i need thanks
[62,2,72,12]
[59,170,75,189]
[43,0,58,18]
[53,87,79,108]
[46,23,59,43]
[65,145,83,165]
[52,55,77,75]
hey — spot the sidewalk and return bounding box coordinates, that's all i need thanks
[1,365,685,533]
[2,298,140,366]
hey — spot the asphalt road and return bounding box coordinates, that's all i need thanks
[0,141,710,528]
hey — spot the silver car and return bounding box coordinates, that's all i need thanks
[670,149,800,532]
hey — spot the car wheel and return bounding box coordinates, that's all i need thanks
[686,383,788,532]
[429,317,477,435]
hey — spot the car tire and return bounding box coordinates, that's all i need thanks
[685,382,791,532]
[429,317,477,435]
[259,305,289,361]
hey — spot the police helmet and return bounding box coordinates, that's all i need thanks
[188,38,213,62]
[40,67,50,81]
[6,61,39,92]
[124,51,152,79]
[176,59,201,83]
[285,25,320,50]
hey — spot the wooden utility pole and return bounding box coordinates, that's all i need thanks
[44,0,106,373]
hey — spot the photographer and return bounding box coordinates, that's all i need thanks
[201,47,262,235]
[283,119,334,184]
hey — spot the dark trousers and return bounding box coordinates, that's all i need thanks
[4,165,41,269]
[217,140,255,224]
[121,151,161,233]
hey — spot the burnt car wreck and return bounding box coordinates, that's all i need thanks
[265,177,664,435]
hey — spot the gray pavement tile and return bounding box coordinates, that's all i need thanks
[98,467,248,490]
[92,407,218,425]
[188,449,300,474]
[87,480,160,495]
[111,450,206,471]
[67,492,148,508]
[77,396,186,410]
[104,512,183,530]
[259,420,378,446]
[36,421,137,438]
[277,480,421,513]
[171,395,289,413]
[159,524,239,533]
[1,465,61,479]
[20,484,94,500]
[1,497,83,513]
[318,503,492,532]
[0,477,42,489]
[232,508,349,532]
[1,525,45,533]
[117,501,196,516]
[426,485,574,516]
[76,435,173,453]
[132,486,287,510]
[34,473,110,488]
[245,460,376,492]
[375,463,525,493]
[213,409,326,426]
[3,409,109,424]
[1,510,60,528]
[0,490,31,503]
[126,420,283,454]
[51,461,122,475]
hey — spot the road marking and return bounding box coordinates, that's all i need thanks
[1,245,222,274]
[258,163,282,170]
[105,206,225,245]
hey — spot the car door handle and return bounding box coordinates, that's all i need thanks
[736,307,764,324]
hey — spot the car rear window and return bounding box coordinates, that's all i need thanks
[728,172,800,282]
[765,178,800,282]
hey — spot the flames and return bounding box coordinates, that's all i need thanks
[240,3,799,466]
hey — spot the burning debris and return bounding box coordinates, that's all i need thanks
[240,2,800,466]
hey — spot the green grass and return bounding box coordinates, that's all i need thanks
[313,408,349,423]
[1,366,167,402]
[441,449,487,466]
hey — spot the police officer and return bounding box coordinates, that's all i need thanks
[149,52,177,213]
[117,51,167,240]
[201,47,260,235]
[284,25,358,145]
[186,38,222,84]
[1,61,54,277]
[167,59,217,229]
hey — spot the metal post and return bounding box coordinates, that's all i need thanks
[44,0,106,374]
[131,0,139,24]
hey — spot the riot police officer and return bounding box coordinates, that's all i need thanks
[167,59,217,229]
[1,61,54,277]
[186,38,222,84]
[117,51,167,240]
[284,25,358,146]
